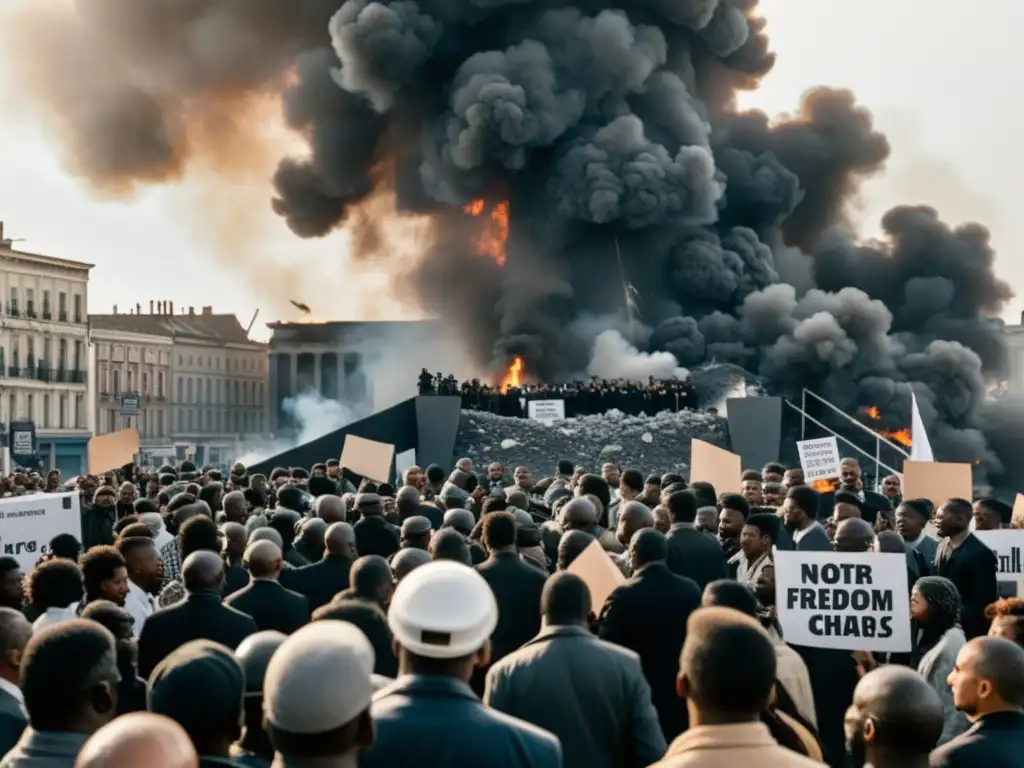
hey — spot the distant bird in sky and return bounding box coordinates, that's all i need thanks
[289,300,311,314]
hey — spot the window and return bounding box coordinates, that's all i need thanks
[73,341,81,371]
[0,348,5,374]
[216,410,223,432]
[58,292,66,322]
[187,410,194,430]
[59,339,67,371]
[187,378,193,403]
[157,372,165,398]
[207,357,212,368]
[26,337,34,369]
[8,287,17,315]
[178,354,182,366]
[26,394,33,421]
[42,395,49,428]
[11,337,19,369]
[75,395,83,429]
[200,410,206,432]
[42,290,50,318]
[205,378,211,403]
[108,411,115,434]
[59,395,66,429]
[127,369,134,392]
[188,356,193,366]
[43,337,50,367]
[216,358,221,370]
[257,382,263,404]
[112,369,121,396]
[142,372,149,396]
[73,294,82,323]
[176,378,183,402]
[26,289,34,318]
[233,380,240,405]
[176,410,183,433]
[157,410,164,437]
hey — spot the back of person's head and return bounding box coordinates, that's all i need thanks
[76,712,198,768]
[576,474,611,522]
[81,600,134,642]
[349,556,393,604]
[701,580,758,617]
[79,546,126,603]
[481,511,516,552]
[275,487,305,516]
[620,468,644,494]
[556,460,574,476]
[630,528,667,569]
[541,572,591,626]
[787,485,820,519]
[680,607,776,718]
[147,640,244,756]
[179,515,220,560]
[117,522,154,541]
[248,526,284,550]
[425,465,445,485]
[429,529,471,566]
[181,551,225,594]
[0,607,32,673]
[556,530,595,571]
[661,473,685,488]
[666,489,698,524]
[688,481,717,508]
[49,533,82,561]
[21,619,118,732]
[27,558,83,610]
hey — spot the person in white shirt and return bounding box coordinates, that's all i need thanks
[117,537,164,637]
[26,559,83,631]
[730,513,775,587]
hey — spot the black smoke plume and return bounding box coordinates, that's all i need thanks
[4,0,1019,487]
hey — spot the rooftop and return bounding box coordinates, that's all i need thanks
[91,301,259,345]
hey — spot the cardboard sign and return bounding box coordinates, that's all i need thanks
[689,439,742,495]
[340,435,395,483]
[902,461,972,507]
[797,437,841,482]
[973,529,1024,598]
[1011,495,1024,529]
[774,550,911,653]
[0,492,82,572]
[527,400,565,426]
[567,539,626,611]
[394,448,418,479]
[87,428,140,475]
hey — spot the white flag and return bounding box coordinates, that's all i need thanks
[911,392,935,462]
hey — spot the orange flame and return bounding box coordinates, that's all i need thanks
[810,478,838,493]
[500,356,523,393]
[865,405,881,420]
[463,199,508,266]
[881,428,912,448]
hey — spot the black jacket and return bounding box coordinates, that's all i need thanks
[935,533,998,639]
[138,592,257,680]
[475,551,547,663]
[329,596,398,678]
[279,556,352,615]
[222,563,249,599]
[930,710,1024,767]
[598,561,702,741]
[354,515,400,559]
[0,687,26,758]
[225,580,309,635]
[665,524,728,591]
[80,503,116,550]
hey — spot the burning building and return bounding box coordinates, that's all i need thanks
[4,1,1022,487]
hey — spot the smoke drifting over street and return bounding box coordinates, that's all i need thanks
[4,0,1019,485]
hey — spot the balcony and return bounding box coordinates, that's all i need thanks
[42,310,51,321]
[58,311,67,323]
[25,307,35,320]
[6,367,16,378]
[68,369,85,384]
[8,307,19,318]
[35,366,54,383]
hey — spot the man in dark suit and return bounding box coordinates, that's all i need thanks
[475,512,547,665]
[0,609,30,756]
[663,489,728,590]
[138,551,257,679]
[599,528,702,742]
[485,572,666,768]
[783,485,831,551]
[225,540,309,635]
[280,522,357,616]
[818,458,892,526]
[353,493,400,559]
[935,498,999,639]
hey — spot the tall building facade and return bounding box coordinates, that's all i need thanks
[0,233,92,474]
[89,302,267,466]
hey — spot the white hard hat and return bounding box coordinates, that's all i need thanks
[388,561,498,659]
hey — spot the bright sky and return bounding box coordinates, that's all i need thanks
[0,0,1019,342]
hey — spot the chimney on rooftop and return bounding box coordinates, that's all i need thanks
[188,306,194,317]
[113,304,118,314]
[202,306,212,315]
[149,300,154,314]
[169,301,174,315]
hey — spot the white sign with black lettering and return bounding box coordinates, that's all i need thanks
[973,529,1024,598]
[796,436,841,482]
[0,492,82,573]
[527,399,565,426]
[774,550,911,652]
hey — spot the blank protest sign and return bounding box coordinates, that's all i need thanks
[902,461,972,508]
[796,437,841,482]
[340,435,395,483]
[87,428,140,475]
[774,550,911,653]
[689,439,741,495]
[567,539,625,610]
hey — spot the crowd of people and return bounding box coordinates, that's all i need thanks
[0,453,1017,767]
[418,370,700,418]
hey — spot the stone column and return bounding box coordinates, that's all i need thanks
[313,352,322,397]
[268,354,280,434]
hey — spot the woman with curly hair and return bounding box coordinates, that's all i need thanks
[986,597,1024,648]
[911,576,970,745]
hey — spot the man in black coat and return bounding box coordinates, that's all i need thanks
[280,522,357,616]
[475,512,547,665]
[138,551,257,679]
[935,498,999,640]
[663,489,728,590]
[353,493,400,559]
[784,485,831,551]
[328,555,399,677]
[599,528,702,742]
[225,540,309,635]
[818,458,892,526]
[0,608,30,756]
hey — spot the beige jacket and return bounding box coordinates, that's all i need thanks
[649,722,824,768]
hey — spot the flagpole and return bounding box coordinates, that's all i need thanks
[614,238,637,344]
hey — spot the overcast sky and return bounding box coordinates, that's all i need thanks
[0,0,1018,341]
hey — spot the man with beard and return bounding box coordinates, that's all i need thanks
[485,462,507,493]
[845,665,943,768]
[783,487,829,551]
[695,507,718,535]
[116,483,137,520]
[717,494,749,560]
[881,474,902,507]
[935,498,998,639]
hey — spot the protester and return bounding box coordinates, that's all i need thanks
[0,561,24,612]
[485,572,666,768]
[664,490,728,590]
[986,598,1024,648]
[232,631,286,767]
[26,560,83,632]
[75,713,198,768]
[117,537,163,636]
[224,541,308,635]
[934,498,998,639]
[783,487,829,551]
[80,601,145,715]
[78,548,129,608]
[279,522,355,614]
[0,609,31,756]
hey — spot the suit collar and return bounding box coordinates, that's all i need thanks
[374,674,479,703]
[525,624,591,646]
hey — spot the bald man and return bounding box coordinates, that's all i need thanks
[226,542,308,635]
[614,501,655,576]
[834,517,876,553]
[280,523,357,615]
[77,712,198,768]
[220,522,249,598]
[222,490,248,524]
[294,517,327,563]
[315,495,348,525]
[562,498,598,534]
[137,551,258,679]
[845,666,943,768]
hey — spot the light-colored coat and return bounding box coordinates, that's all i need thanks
[484,624,665,768]
[649,722,824,767]
[918,627,971,745]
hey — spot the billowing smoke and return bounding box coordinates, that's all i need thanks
[588,330,689,381]
[3,0,1018,486]
[236,391,358,465]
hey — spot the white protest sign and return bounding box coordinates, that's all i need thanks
[972,529,1024,598]
[0,492,82,572]
[796,436,841,482]
[527,399,565,426]
[774,549,911,653]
